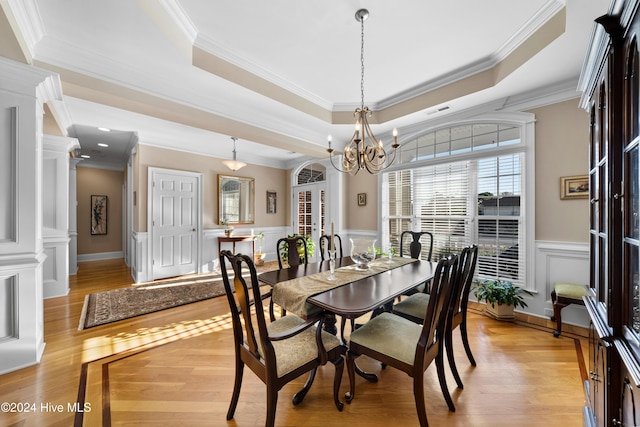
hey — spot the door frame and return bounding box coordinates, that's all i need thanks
[292,182,326,263]
[147,167,203,280]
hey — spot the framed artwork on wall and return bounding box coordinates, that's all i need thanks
[560,175,589,200]
[91,195,108,235]
[357,192,367,206]
[267,191,277,214]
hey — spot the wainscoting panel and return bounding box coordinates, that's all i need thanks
[535,240,589,328]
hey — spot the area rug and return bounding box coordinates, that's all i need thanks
[78,261,278,330]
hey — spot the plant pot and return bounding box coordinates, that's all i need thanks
[224,229,233,237]
[484,303,515,321]
[254,253,266,266]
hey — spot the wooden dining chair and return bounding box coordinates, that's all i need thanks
[399,230,435,297]
[319,234,343,261]
[220,250,347,427]
[400,230,434,260]
[345,255,459,426]
[393,245,478,390]
[277,236,308,269]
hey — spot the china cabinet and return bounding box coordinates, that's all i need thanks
[581,1,640,425]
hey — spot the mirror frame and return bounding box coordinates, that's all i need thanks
[218,174,255,225]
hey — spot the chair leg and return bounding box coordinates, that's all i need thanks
[436,348,455,412]
[226,359,244,420]
[345,350,357,403]
[413,369,430,427]
[331,355,345,411]
[552,301,566,337]
[460,314,476,366]
[445,328,463,389]
[339,317,355,344]
[292,368,317,405]
[266,385,278,427]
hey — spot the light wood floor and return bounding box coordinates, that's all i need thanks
[0,259,588,427]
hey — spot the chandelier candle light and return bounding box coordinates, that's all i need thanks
[327,8,399,175]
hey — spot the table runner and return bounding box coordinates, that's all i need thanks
[272,257,417,317]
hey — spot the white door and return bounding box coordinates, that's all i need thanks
[151,169,201,279]
[293,183,325,263]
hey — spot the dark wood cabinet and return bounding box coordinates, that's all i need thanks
[582,1,640,425]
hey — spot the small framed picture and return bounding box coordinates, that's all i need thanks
[357,192,367,206]
[267,191,277,214]
[560,175,589,199]
[90,195,108,235]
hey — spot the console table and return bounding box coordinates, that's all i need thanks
[218,235,255,258]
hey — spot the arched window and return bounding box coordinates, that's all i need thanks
[382,118,532,288]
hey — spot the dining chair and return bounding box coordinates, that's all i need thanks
[345,255,459,426]
[319,233,352,341]
[220,250,347,427]
[392,245,479,390]
[271,236,309,320]
[400,230,434,260]
[319,234,343,261]
[277,236,309,269]
[399,230,435,297]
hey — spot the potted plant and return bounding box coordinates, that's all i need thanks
[254,231,266,266]
[221,218,234,237]
[473,279,533,321]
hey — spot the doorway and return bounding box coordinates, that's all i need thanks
[293,163,327,263]
[148,168,202,280]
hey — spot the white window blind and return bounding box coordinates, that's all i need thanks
[383,151,525,286]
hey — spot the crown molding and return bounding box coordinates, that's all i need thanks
[3,0,45,61]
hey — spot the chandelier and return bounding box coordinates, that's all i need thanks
[327,8,399,175]
[222,137,247,171]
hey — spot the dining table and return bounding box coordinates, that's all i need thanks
[258,255,438,382]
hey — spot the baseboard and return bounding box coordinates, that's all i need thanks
[78,251,124,262]
[469,301,589,339]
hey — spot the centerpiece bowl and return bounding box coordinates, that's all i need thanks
[350,238,377,270]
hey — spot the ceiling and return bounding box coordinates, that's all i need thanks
[1,0,612,170]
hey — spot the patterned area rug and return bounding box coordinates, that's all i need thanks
[78,261,279,330]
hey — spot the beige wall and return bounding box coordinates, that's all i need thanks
[529,99,590,243]
[77,167,124,255]
[134,145,288,232]
[345,171,378,230]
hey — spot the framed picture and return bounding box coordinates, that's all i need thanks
[267,191,277,214]
[357,192,367,206]
[91,195,108,235]
[560,175,589,200]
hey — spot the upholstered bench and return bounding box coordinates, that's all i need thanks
[550,282,588,337]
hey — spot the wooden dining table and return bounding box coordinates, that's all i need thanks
[258,256,438,381]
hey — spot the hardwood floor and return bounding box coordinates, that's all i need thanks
[0,259,588,427]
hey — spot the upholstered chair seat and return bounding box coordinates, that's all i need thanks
[263,315,343,377]
[392,293,431,323]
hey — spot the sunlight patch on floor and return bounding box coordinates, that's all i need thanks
[80,312,234,363]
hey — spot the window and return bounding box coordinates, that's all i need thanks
[382,121,529,287]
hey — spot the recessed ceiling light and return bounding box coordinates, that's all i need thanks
[80,154,91,159]
[98,127,111,132]
[97,143,109,147]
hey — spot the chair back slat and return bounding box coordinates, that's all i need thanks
[400,231,434,261]
[277,236,308,269]
[416,254,457,364]
[450,245,479,323]
[220,250,269,360]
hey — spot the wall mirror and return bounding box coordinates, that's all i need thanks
[218,174,255,224]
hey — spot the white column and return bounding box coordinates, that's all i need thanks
[0,57,64,374]
[42,135,79,297]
